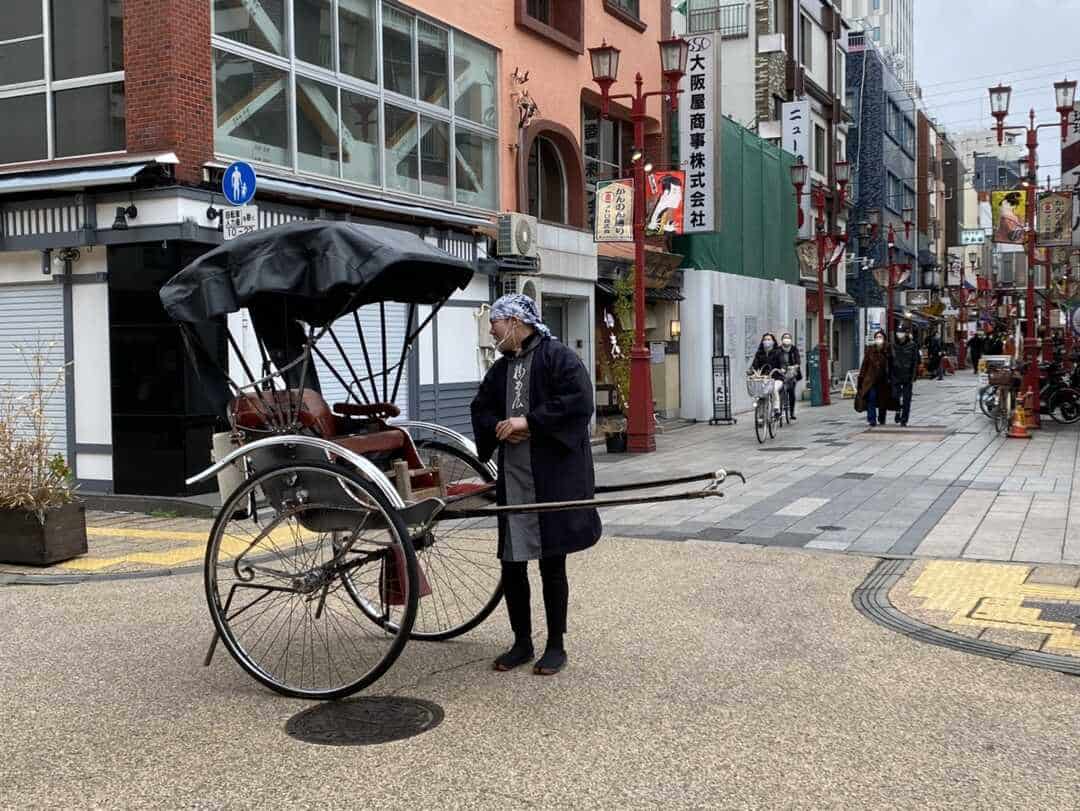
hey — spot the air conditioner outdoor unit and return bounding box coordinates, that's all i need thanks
[496,212,538,258]
[500,274,542,310]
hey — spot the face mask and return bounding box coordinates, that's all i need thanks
[875,338,885,348]
[896,332,907,341]
[781,338,792,347]
[762,340,774,350]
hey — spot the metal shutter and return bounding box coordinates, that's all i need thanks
[313,303,410,417]
[0,284,67,458]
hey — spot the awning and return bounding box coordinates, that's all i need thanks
[0,160,165,195]
[596,280,684,302]
[252,176,492,229]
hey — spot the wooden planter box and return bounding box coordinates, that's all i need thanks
[0,502,87,566]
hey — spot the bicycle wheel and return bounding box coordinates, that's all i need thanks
[204,461,418,700]
[392,440,503,641]
[994,389,1010,434]
[767,396,776,438]
[1050,390,1080,424]
[755,399,766,443]
[978,385,998,419]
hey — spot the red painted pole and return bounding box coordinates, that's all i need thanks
[958,262,968,368]
[816,217,830,406]
[627,73,656,453]
[1022,110,1042,427]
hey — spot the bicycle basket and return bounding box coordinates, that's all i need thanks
[746,376,773,399]
[987,368,1014,387]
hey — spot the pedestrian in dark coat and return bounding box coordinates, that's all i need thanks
[928,334,943,380]
[856,330,896,426]
[967,334,982,372]
[891,324,918,426]
[471,293,601,676]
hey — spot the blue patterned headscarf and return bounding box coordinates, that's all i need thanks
[489,293,551,337]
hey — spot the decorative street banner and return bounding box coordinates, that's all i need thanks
[945,252,963,287]
[782,100,812,239]
[678,32,718,233]
[1036,190,1073,247]
[594,178,633,242]
[991,190,1027,244]
[1074,191,1080,248]
[645,170,685,236]
[1062,102,1080,188]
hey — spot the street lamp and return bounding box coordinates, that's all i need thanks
[790,157,850,407]
[986,76,1077,427]
[590,36,687,453]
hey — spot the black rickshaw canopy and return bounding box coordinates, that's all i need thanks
[160,220,475,326]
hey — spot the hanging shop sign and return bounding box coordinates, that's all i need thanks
[1036,190,1073,247]
[678,32,718,233]
[594,178,634,243]
[782,100,812,240]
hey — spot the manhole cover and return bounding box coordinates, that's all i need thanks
[757,446,807,452]
[285,697,444,746]
[839,472,873,480]
[817,525,846,531]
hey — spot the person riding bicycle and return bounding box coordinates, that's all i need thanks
[776,332,802,420]
[750,333,785,420]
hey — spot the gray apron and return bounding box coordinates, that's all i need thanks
[501,339,543,561]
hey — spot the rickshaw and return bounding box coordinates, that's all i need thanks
[161,220,741,700]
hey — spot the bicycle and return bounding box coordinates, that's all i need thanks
[747,371,776,444]
[780,366,799,426]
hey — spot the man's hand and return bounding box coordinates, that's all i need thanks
[496,416,530,442]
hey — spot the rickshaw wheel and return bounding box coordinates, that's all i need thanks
[346,439,503,641]
[204,461,418,700]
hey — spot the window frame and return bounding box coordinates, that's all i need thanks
[799,13,812,70]
[516,0,583,54]
[528,134,569,225]
[602,0,645,33]
[0,0,127,166]
[211,0,500,213]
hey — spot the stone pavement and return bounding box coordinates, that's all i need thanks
[597,373,1080,565]
[4,540,1080,808]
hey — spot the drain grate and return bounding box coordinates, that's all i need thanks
[839,472,873,480]
[286,696,444,746]
[817,525,846,531]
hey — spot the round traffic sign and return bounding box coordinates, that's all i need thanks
[222,161,257,206]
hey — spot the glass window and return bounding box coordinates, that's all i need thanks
[296,76,339,176]
[419,116,449,200]
[342,90,379,185]
[455,130,496,210]
[339,0,376,83]
[385,104,418,194]
[214,50,289,166]
[527,136,566,224]
[52,0,124,79]
[0,0,42,40]
[54,82,125,157]
[0,38,45,85]
[609,0,639,15]
[800,15,811,69]
[213,0,286,57]
[454,32,496,127]
[813,124,826,173]
[382,5,414,98]
[0,93,47,163]
[418,20,448,108]
[294,0,333,69]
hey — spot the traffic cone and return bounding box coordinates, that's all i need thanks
[1008,395,1031,439]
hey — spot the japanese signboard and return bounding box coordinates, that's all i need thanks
[905,289,931,308]
[677,32,718,233]
[960,228,986,245]
[1036,190,1073,247]
[1062,103,1080,188]
[991,190,1027,245]
[782,100,812,239]
[644,170,685,236]
[594,178,633,242]
[222,205,258,241]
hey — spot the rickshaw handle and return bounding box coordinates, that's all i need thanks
[391,420,499,479]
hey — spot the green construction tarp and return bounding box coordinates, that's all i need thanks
[673,117,799,285]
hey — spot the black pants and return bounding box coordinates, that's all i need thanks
[894,381,913,424]
[501,555,568,645]
[784,380,797,414]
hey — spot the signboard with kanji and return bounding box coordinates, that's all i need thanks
[677,32,718,233]
[594,178,633,242]
[1062,103,1080,188]
[782,100,812,239]
[1036,190,1072,247]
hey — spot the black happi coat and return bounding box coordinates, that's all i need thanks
[471,334,602,559]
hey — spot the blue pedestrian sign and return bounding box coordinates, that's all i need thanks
[222,161,257,206]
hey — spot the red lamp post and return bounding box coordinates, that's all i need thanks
[883,221,913,336]
[590,37,689,453]
[988,77,1077,427]
[789,156,849,407]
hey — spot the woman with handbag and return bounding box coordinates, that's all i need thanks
[856,330,896,427]
[777,332,802,420]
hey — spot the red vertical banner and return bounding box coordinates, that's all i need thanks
[644,170,685,236]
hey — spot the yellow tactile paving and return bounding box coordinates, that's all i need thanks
[904,561,1080,655]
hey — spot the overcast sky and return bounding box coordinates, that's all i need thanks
[915,0,1080,177]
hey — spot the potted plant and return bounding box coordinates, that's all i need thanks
[598,271,634,453]
[0,342,86,566]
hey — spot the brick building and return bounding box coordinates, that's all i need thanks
[0,0,667,495]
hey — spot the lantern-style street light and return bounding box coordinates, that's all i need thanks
[986,76,1077,428]
[590,36,688,453]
